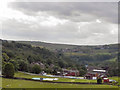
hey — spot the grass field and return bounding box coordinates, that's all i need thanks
[14,72,97,83]
[2,72,119,88]
[108,77,120,85]
[14,72,120,84]
[2,78,118,88]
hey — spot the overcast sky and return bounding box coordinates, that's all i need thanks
[0,1,118,45]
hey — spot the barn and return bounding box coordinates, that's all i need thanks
[62,69,79,76]
[85,69,107,80]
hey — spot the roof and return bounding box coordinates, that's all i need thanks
[87,66,102,72]
[93,69,106,72]
[62,69,79,72]
[103,78,108,80]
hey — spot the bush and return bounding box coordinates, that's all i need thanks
[97,77,102,84]
[3,63,15,78]
[2,53,9,62]
[18,60,28,71]
[9,59,18,71]
[45,68,52,74]
[32,64,41,74]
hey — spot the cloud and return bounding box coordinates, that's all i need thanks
[1,2,118,45]
[2,17,118,45]
[9,2,118,23]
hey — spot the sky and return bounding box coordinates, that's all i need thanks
[0,0,118,45]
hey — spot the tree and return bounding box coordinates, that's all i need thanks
[27,55,34,63]
[7,51,15,58]
[32,64,41,74]
[52,66,60,75]
[46,59,52,65]
[2,53,9,62]
[78,69,86,76]
[45,68,52,74]
[97,77,102,84]
[52,69,57,75]
[9,59,18,71]
[3,63,15,78]
[58,60,65,68]
[18,60,28,71]
[78,65,87,76]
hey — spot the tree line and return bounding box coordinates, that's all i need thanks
[2,40,86,78]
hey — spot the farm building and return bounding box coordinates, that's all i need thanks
[85,69,107,79]
[62,69,79,76]
[84,66,107,79]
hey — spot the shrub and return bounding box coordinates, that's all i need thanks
[3,63,15,78]
[32,64,41,74]
[97,77,102,84]
[9,59,18,71]
[18,60,28,71]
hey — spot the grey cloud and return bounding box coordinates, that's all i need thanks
[2,17,117,45]
[9,2,118,23]
[2,2,118,45]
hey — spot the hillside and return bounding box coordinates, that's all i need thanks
[17,41,79,50]
[2,39,119,76]
[16,41,118,52]
[16,40,119,76]
[16,41,118,63]
[2,40,85,75]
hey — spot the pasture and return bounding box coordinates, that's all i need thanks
[2,78,118,88]
[2,72,119,88]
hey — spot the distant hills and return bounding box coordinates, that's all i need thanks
[1,39,119,76]
[17,40,118,53]
[17,41,81,50]
[16,40,118,63]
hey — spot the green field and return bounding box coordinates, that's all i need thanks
[2,78,118,88]
[2,72,119,88]
[14,72,120,84]
[14,72,97,83]
[108,77,120,85]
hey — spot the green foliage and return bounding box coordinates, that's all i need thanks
[94,54,112,61]
[3,63,15,78]
[18,60,28,72]
[2,40,118,76]
[2,40,78,75]
[32,64,41,74]
[45,68,52,74]
[27,55,34,63]
[58,60,65,68]
[78,69,87,76]
[6,51,15,58]
[2,53,9,62]
[9,59,19,71]
[99,61,118,76]
[97,77,102,84]
[46,59,52,65]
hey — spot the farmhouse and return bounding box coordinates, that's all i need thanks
[84,66,107,79]
[62,69,79,76]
